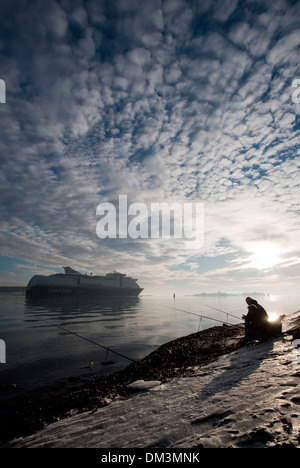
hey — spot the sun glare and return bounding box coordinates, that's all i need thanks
[248,242,284,270]
[268,312,279,322]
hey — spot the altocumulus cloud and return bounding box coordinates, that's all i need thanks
[0,0,299,293]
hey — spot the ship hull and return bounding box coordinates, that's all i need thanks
[26,268,143,298]
[26,285,143,297]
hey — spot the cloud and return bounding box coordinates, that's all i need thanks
[0,0,299,292]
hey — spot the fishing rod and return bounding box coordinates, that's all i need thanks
[194,301,241,321]
[164,305,236,326]
[41,318,139,365]
[41,304,239,372]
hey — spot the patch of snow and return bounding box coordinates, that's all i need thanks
[127,380,161,391]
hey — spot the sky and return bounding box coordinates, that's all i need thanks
[0,0,299,295]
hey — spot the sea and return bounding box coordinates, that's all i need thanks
[0,292,299,391]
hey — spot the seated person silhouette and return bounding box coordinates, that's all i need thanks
[243,297,283,342]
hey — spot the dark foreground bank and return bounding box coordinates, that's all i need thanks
[1,315,299,445]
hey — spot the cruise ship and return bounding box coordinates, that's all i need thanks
[26,267,143,297]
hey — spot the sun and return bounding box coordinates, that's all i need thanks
[247,242,284,270]
[268,312,279,322]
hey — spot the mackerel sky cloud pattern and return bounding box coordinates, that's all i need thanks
[0,0,299,293]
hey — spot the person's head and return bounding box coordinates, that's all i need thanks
[246,297,258,306]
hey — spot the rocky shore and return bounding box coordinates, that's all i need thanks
[1,312,299,447]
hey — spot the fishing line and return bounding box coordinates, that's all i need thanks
[41,318,139,365]
[164,305,236,326]
[195,301,241,321]
[41,305,240,374]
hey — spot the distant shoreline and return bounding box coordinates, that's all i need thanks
[0,288,269,297]
[186,292,266,297]
[0,286,26,293]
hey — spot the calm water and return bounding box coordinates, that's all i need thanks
[0,292,299,390]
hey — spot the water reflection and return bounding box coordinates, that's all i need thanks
[16,295,143,387]
[24,295,140,324]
